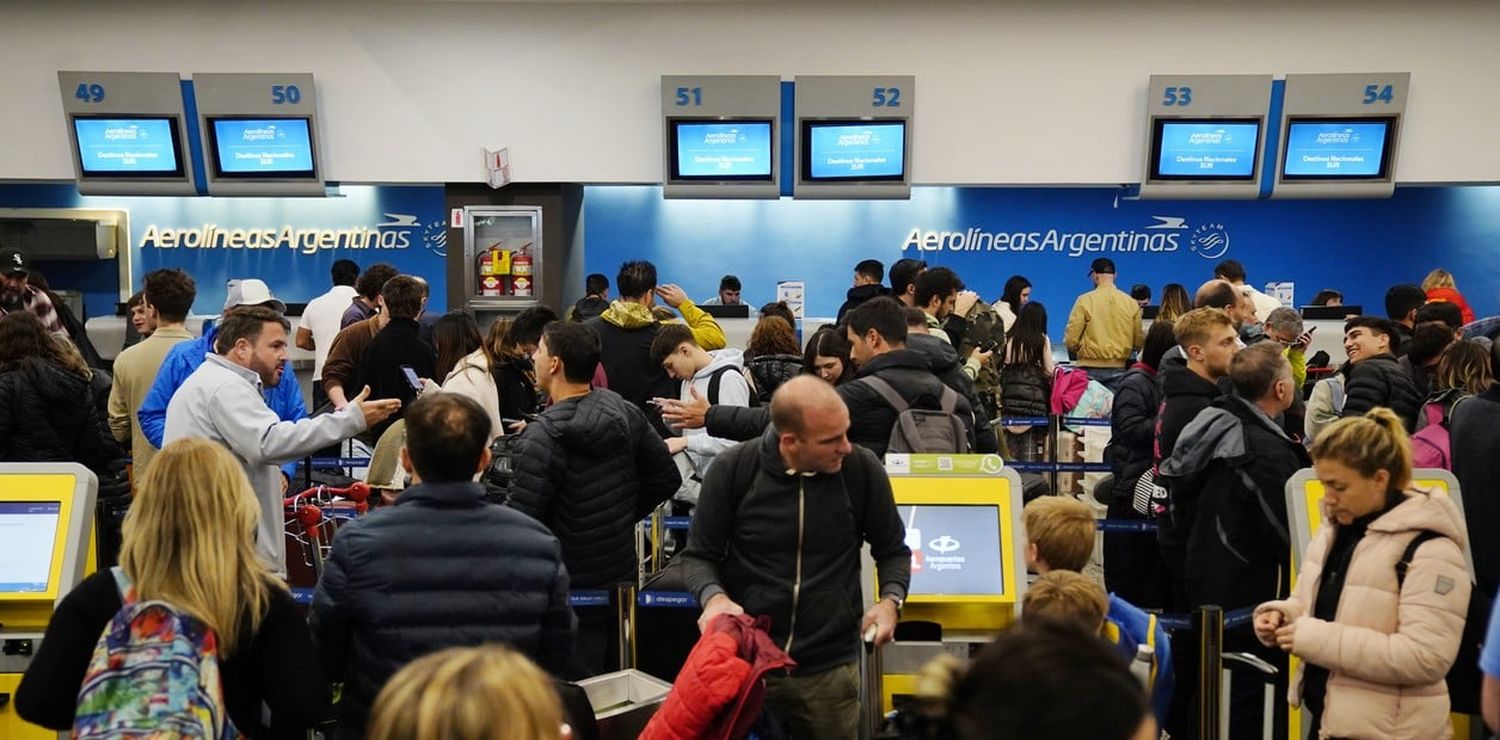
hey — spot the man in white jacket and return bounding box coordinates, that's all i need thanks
[650,322,751,478]
[165,305,401,573]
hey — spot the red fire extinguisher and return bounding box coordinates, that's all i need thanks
[512,243,534,297]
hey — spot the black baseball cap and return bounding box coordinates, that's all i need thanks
[0,248,28,276]
[1089,258,1116,276]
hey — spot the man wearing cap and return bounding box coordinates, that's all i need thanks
[137,279,309,484]
[1063,258,1143,390]
[0,247,66,336]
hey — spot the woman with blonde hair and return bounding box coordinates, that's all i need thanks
[1255,409,1471,738]
[367,644,568,740]
[15,437,329,735]
[1422,268,1476,325]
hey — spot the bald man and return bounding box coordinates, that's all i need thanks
[677,376,911,740]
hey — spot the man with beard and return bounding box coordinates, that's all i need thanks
[0,247,64,336]
[164,306,400,574]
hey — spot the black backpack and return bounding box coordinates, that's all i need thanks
[705,365,760,407]
[1396,530,1489,715]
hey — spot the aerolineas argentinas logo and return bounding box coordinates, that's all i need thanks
[703,128,749,146]
[140,212,448,257]
[1188,129,1235,146]
[901,215,1229,260]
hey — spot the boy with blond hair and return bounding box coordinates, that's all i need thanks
[1023,496,1173,724]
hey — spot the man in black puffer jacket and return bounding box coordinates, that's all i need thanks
[665,298,984,456]
[1339,316,1422,431]
[310,393,575,738]
[509,321,681,675]
[906,330,999,453]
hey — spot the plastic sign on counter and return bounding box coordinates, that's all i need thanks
[885,454,1005,476]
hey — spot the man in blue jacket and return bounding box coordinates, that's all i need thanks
[137,278,306,481]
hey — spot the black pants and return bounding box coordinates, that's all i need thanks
[571,606,621,680]
[1102,493,1170,610]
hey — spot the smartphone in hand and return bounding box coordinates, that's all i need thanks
[400,365,424,393]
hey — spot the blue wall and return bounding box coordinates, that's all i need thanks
[0,183,447,318]
[584,185,1500,321]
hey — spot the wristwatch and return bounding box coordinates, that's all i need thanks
[884,594,905,615]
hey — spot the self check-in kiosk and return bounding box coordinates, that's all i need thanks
[1284,468,1475,739]
[872,454,1025,714]
[0,464,98,739]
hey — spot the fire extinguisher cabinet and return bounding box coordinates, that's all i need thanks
[462,205,543,313]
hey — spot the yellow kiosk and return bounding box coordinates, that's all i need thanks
[873,454,1026,714]
[1284,467,1475,739]
[0,463,99,739]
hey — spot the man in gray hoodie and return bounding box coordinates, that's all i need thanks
[165,305,400,573]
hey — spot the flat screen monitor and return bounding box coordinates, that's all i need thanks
[897,504,1004,596]
[207,117,317,178]
[1281,117,1395,180]
[0,502,62,593]
[669,119,774,181]
[700,304,751,319]
[802,120,907,181]
[72,116,185,177]
[1150,119,1260,180]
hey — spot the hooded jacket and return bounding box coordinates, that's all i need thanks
[1342,353,1422,432]
[568,295,610,322]
[441,349,504,440]
[836,283,889,322]
[1256,490,1470,739]
[907,333,999,453]
[508,388,682,587]
[1158,395,1310,610]
[586,300,726,433]
[703,347,985,457]
[0,357,122,475]
[1451,385,1500,598]
[678,429,910,675]
[681,349,752,475]
[1154,365,1226,562]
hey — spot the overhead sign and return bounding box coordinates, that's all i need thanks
[1139,74,1272,200]
[192,72,325,196]
[660,75,781,200]
[57,71,199,196]
[1273,72,1409,199]
[794,75,914,200]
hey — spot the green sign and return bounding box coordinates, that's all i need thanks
[884,454,1006,476]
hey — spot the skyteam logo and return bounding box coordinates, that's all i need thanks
[1190,223,1231,260]
[929,535,962,554]
[378,213,448,257]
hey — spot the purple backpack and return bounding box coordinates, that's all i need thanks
[1411,397,1469,470]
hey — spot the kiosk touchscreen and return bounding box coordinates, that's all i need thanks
[0,464,98,740]
[899,503,1006,598]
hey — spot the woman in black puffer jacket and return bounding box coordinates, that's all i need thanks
[999,303,1054,461]
[1100,320,1178,609]
[744,315,803,404]
[0,312,124,478]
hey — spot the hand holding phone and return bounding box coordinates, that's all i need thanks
[400,365,424,393]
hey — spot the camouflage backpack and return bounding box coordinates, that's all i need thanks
[958,299,1006,422]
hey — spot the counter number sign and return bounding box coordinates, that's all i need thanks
[872,87,902,107]
[271,84,302,104]
[74,83,106,103]
[1162,86,1193,107]
[1362,84,1394,104]
[675,86,703,106]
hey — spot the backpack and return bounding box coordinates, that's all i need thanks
[1410,395,1469,471]
[857,376,971,454]
[484,432,523,504]
[706,365,760,407]
[73,567,240,739]
[1396,531,1489,716]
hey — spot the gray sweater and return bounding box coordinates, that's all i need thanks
[164,354,366,572]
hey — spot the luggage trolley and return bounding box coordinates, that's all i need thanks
[283,482,372,588]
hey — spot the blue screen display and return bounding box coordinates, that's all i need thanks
[211,118,316,176]
[806,122,906,180]
[73,118,182,175]
[672,121,773,179]
[1282,120,1391,178]
[1153,121,1259,179]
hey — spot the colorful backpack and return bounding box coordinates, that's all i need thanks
[72,567,240,739]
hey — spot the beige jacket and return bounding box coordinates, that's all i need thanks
[106,326,194,477]
[441,349,502,441]
[1256,489,1471,739]
[1062,284,1143,368]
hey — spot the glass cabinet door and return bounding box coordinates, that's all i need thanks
[463,205,542,311]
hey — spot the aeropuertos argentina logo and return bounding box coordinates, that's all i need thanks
[902,215,1229,260]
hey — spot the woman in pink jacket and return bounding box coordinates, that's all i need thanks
[1255,408,1471,739]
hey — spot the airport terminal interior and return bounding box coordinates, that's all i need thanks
[2,1,1500,738]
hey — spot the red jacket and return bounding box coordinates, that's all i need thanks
[641,614,796,740]
[1425,287,1475,325]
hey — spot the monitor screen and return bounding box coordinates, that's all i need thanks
[1151,119,1260,180]
[898,504,1004,596]
[1281,118,1395,180]
[72,117,185,177]
[0,502,61,593]
[208,117,317,178]
[670,120,774,181]
[802,120,907,181]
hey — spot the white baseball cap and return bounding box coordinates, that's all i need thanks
[223,278,286,314]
